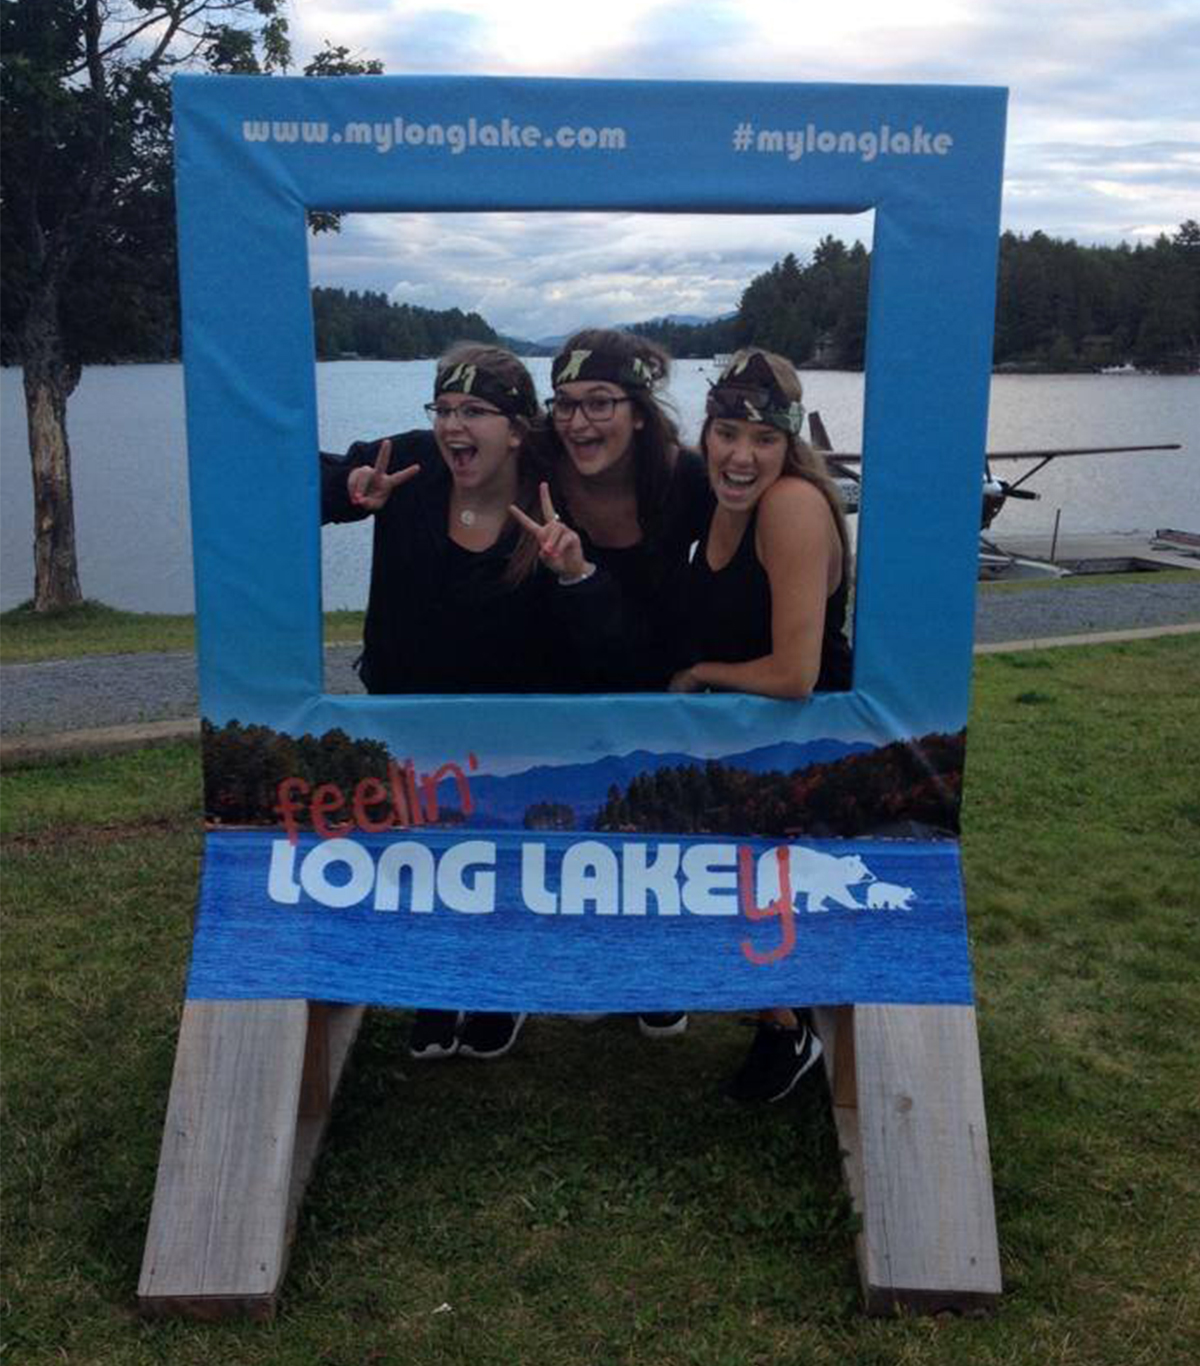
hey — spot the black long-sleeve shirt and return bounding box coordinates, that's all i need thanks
[321,431,627,694]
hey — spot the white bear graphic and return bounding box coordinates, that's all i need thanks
[756,845,875,914]
[865,881,916,911]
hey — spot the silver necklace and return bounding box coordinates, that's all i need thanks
[458,508,477,527]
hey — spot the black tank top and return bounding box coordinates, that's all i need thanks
[686,508,852,692]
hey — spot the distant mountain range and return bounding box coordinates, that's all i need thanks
[499,313,733,357]
[462,738,875,827]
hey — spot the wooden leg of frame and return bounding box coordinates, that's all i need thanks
[814,1004,1001,1315]
[138,999,363,1320]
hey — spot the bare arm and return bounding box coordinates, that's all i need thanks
[669,479,839,700]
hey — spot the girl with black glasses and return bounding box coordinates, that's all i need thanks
[321,342,598,1062]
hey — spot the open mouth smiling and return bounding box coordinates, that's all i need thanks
[446,442,478,471]
[720,468,758,489]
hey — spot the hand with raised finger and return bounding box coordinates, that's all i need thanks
[348,438,419,511]
[509,482,595,583]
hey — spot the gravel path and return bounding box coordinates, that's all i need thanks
[971,578,1200,642]
[3,580,1198,736]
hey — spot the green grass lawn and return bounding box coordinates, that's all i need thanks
[0,601,366,664]
[2,637,1198,1364]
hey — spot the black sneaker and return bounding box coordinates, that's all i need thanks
[458,1011,527,1060]
[722,1021,824,1103]
[408,1009,462,1060]
[638,1012,688,1038]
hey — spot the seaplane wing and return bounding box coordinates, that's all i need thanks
[804,409,1183,577]
[984,445,1182,460]
[817,442,1182,508]
[808,409,1181,470]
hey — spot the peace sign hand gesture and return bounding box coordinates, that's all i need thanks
[509,483,595,584]
[348,439,419,512]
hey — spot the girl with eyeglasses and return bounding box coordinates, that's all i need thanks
[517,328,714,695]
[321,341,597,1063]
[671,349,853,1102]
[322,342,595,695]
[510,328,713,1041]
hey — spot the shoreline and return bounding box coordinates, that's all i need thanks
[4,359,1198,376]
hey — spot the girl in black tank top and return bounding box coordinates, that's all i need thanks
[686,506,852,693]
[671,351,851,700]
[670,349,853,1103]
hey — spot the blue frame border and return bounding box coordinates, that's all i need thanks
[173,75,1007,765]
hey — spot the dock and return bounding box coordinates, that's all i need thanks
[982,529,1200,577]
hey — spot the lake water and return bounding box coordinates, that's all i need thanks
[2,362,1196,612]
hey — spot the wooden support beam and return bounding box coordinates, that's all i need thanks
[141,997,997,1318]
[813,1004,1001,1315]
[138,1000,363,1320]
[299,1002,331,1118]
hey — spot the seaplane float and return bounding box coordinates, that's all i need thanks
[805,411,1183,580]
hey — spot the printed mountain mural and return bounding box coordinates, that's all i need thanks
[201,719,963,838]
[464,740,874,826]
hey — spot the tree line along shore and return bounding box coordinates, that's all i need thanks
[5,225,1197,376]
[5,0,1195,617]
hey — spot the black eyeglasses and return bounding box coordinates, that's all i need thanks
[545,395,632,424]
[424,401,507,424]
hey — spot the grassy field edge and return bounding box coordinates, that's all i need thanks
[0,600,366,663]
[5,573,1197,663]
[2,635,1198,1364]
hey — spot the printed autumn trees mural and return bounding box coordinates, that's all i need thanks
[593,732,965,837]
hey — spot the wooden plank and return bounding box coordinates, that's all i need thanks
[853,1005,1001,1314]
[286,1005,365,1237]
[299,1002,331,1118]
[812,1006,866,1217]
[827,1005,857,1109]
[138,999,309,1316]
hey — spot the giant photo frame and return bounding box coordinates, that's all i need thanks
[141,75,1007,1319]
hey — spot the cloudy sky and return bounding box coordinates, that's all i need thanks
[291,0,1199,340]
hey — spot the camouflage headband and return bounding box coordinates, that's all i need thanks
[434,361,536,418]
[550,348,657,391]
[706,352,805,436]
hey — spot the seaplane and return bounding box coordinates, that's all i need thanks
[805,411,1183,580]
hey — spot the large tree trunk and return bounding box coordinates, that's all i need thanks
[22,286,83,612]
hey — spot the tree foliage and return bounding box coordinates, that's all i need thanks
[1,1,294,367]
[0,2,381,609]
[202,720,481,829]
[633,237,871,366]
[594,732,966,838]
[994,223,1200,371]
[634,225,1200,372]
[523,802,576,831]
[312,287,498,361]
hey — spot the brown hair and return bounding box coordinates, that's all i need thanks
[545,328,682,549]
[702,347,852,578]
[435,342,545,587]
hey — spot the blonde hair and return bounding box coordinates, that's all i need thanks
[703,347,852,575]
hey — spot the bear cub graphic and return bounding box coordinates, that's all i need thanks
[755,847,916,914]
[866,881,916,911]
